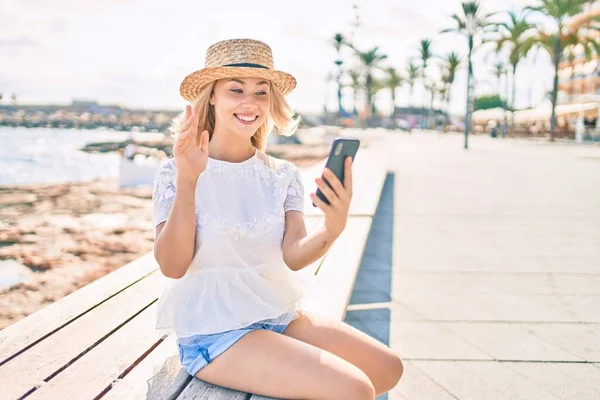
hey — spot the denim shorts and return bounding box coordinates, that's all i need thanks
[176,311,297,376]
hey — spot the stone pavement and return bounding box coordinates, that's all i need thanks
[344,133,600,399]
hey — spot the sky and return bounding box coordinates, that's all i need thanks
[2,0,558,116]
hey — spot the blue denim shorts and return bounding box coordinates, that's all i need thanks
[176,311,297,376]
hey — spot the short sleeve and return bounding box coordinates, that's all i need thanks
[283,163,304,214]
[152,160,177,227]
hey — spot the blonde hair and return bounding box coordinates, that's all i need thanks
[169,80,299,154]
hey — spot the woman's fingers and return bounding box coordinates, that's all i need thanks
[180,105,192,130]
[199,130,209,152]
[343,157,353,197]
[315,177,339,207]
[191,109,202,147]
[176,105,205,155]
[180,107,199,133]
[174,141,190,156]
[176,129,192,143]
[322,168,348,202]
[310,192,330,212]
[174,130,192,153]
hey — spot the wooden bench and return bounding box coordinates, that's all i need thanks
[0,146,387,400]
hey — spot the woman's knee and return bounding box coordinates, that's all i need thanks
[381,352,404,393]
[326,360,376,400]
[343,375,376,400]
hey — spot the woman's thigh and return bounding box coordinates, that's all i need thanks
[194,328,376,400]
[282,310,403,395]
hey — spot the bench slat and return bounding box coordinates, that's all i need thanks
[176,380,249,399]
[27,303,161,399]
[0,252,158,364]
[101,335,191,400]
[0,270,162,399]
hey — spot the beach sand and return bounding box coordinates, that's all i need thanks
[0,146,327,330]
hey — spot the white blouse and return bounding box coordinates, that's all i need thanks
[152,149,317,338]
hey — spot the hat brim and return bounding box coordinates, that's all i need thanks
[180,67,297,101]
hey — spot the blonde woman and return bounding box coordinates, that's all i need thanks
[152,38,403,400]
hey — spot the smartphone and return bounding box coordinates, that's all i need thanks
[313,137,360,207]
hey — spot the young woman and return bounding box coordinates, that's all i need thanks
[152,38,402,400]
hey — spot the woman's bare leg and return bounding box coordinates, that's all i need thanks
[194,328,376,400]
[282,310,403,396]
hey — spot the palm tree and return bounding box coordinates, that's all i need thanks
[525,0,600,140]
[385,67,405,128]
[406,61,420,110]
[441,1,495,149]
[418,39,434,127]
[436,81,451,128]
[323,71,335,115]
[434,70,451,129]
[440,52,462,117]
[331,33,347,116]
[563,45,578,101]
[346,69,362,117]
[491,61,509,136]
[493,61,505,95]
[369,76,388,124]
[490,10,536,130]
[353,46,388,126]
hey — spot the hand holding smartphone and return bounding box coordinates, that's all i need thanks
[313,137,360,207]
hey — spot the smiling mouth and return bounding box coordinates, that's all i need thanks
[234,114,258,123]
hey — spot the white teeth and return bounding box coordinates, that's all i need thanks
[236,114,257,122]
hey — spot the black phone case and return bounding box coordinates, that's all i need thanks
[314,137,360,206]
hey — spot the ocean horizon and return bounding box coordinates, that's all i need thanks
[0,127,163,186]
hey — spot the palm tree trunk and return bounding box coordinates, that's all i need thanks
[445,84,451,132]
[550,36,561,141]
[511,62,517,134]
[391,89,397,129]
[569,68,575,103]
[429,89,435,130]
[428,88,435,130]
[464,34,474,150]
[366,73,374,127]
[338,80,345,116]
[421,66,427,127]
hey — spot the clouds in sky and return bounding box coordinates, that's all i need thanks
[2,0,554,115]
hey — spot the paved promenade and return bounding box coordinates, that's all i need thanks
[344,133,600,399]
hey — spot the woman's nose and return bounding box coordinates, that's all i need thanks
[240,97,258,110]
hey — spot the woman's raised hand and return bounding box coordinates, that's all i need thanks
[173,105,209,184]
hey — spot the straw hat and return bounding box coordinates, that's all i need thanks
[179,38,297,101]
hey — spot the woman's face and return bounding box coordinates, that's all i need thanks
[210,77,271,138]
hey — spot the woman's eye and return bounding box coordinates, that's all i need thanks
[231,89,243,94]
[256,91,268,96]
